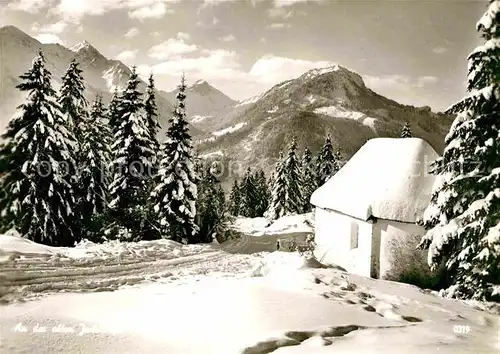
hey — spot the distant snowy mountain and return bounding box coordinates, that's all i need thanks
[0,25,203,138]
[160,79,236,125]
[194,64,453,184]
[0,25,453,184]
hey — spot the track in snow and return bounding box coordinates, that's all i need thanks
[0,246,264,304]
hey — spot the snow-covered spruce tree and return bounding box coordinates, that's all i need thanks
[239,167,259,218]
[59,59,88,146]
[108,87,121,135]
[144,73,161,166]
[268,151,287,220]
[401,121,412,138]
[282,137,303,216]
[0,51,78,246]
[228,179,241,216]
[418,0,500,301]
[196,162,231,243]
[301,147,318,213]
[316,134,338,186]
[107,67,156,241]
[268,173,274,189]
[254,169,270,217]
[58,59,90,240]
[150,75,199,244]
[79,94,112,240]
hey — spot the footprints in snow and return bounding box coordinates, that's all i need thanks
[319,278,422,324]
[241,324,364,354]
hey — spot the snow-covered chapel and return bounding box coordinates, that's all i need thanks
[310,137,439,279]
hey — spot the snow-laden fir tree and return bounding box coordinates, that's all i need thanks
[150,74,199,244]
[144,73,161,166]
[239,167,259,218]
[0,52,78,246]
[58,59,91,240]
[268,173,274,189]
[228,179,241,216]
[108,87,121,135]
[268,151,287,219]
[107,67,156,241]
[269,138,303,220]
[79,94,112,240]
[401,121,412,138]
[301,147,317,212]
[254,169,270,217]
[316,134,338,186]
[282,137,303,215]
[418,0,500,300]
[196,162,230,243]
[59,59,88,146]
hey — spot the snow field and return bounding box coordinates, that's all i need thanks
[2,250,497,353]
[1,214,499,353]
[1,214,314,304]
[240,252,500,353]
[212,122,247,137]
[0,232,266,304]
[313,105,378,129]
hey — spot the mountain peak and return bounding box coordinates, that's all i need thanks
[192,79,209,87]
[189,79,216,94]
[70,40,108,65]
[307,64,341,76]
[70,40,93,52]
[300,64,366,88]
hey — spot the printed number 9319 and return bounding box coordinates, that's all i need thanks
[453,325,471,334]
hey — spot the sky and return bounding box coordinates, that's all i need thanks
[0,0,488,112]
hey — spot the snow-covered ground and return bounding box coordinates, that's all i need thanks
[191,114,212,123]
[224,213,314,253]
[1,215,499,354]
[313,105,377,129]
[232,213,313,237]
[235,94,263,107]
[199,150,224,159]
[212,122,247,137]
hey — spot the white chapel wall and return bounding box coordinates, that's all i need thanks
[314,207,373,277]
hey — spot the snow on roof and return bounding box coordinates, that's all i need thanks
[310,138,439,223]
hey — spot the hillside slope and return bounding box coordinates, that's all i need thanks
[194,65,453,183]
[160,79,236,125]
[0,25,203,138]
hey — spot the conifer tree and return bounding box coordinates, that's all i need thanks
[418,0,500,300]
[108,87,121,135]
[301,147,317,212]
[144,73,161,165]
[282,137,303,215]
[239,167,258,217]
[269,151,287,220]
[58,59,90,240]
[150,74,199,244]
[254,169,270,217]
[79,94,112,239]
[229,179,241,216]
[0,52,78,246]
[316,134,338,186]
[59,59,88,146]
[196,162,230,243]
[268,173,274,189]
[401,121,412,138]
[107,67,156,241]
